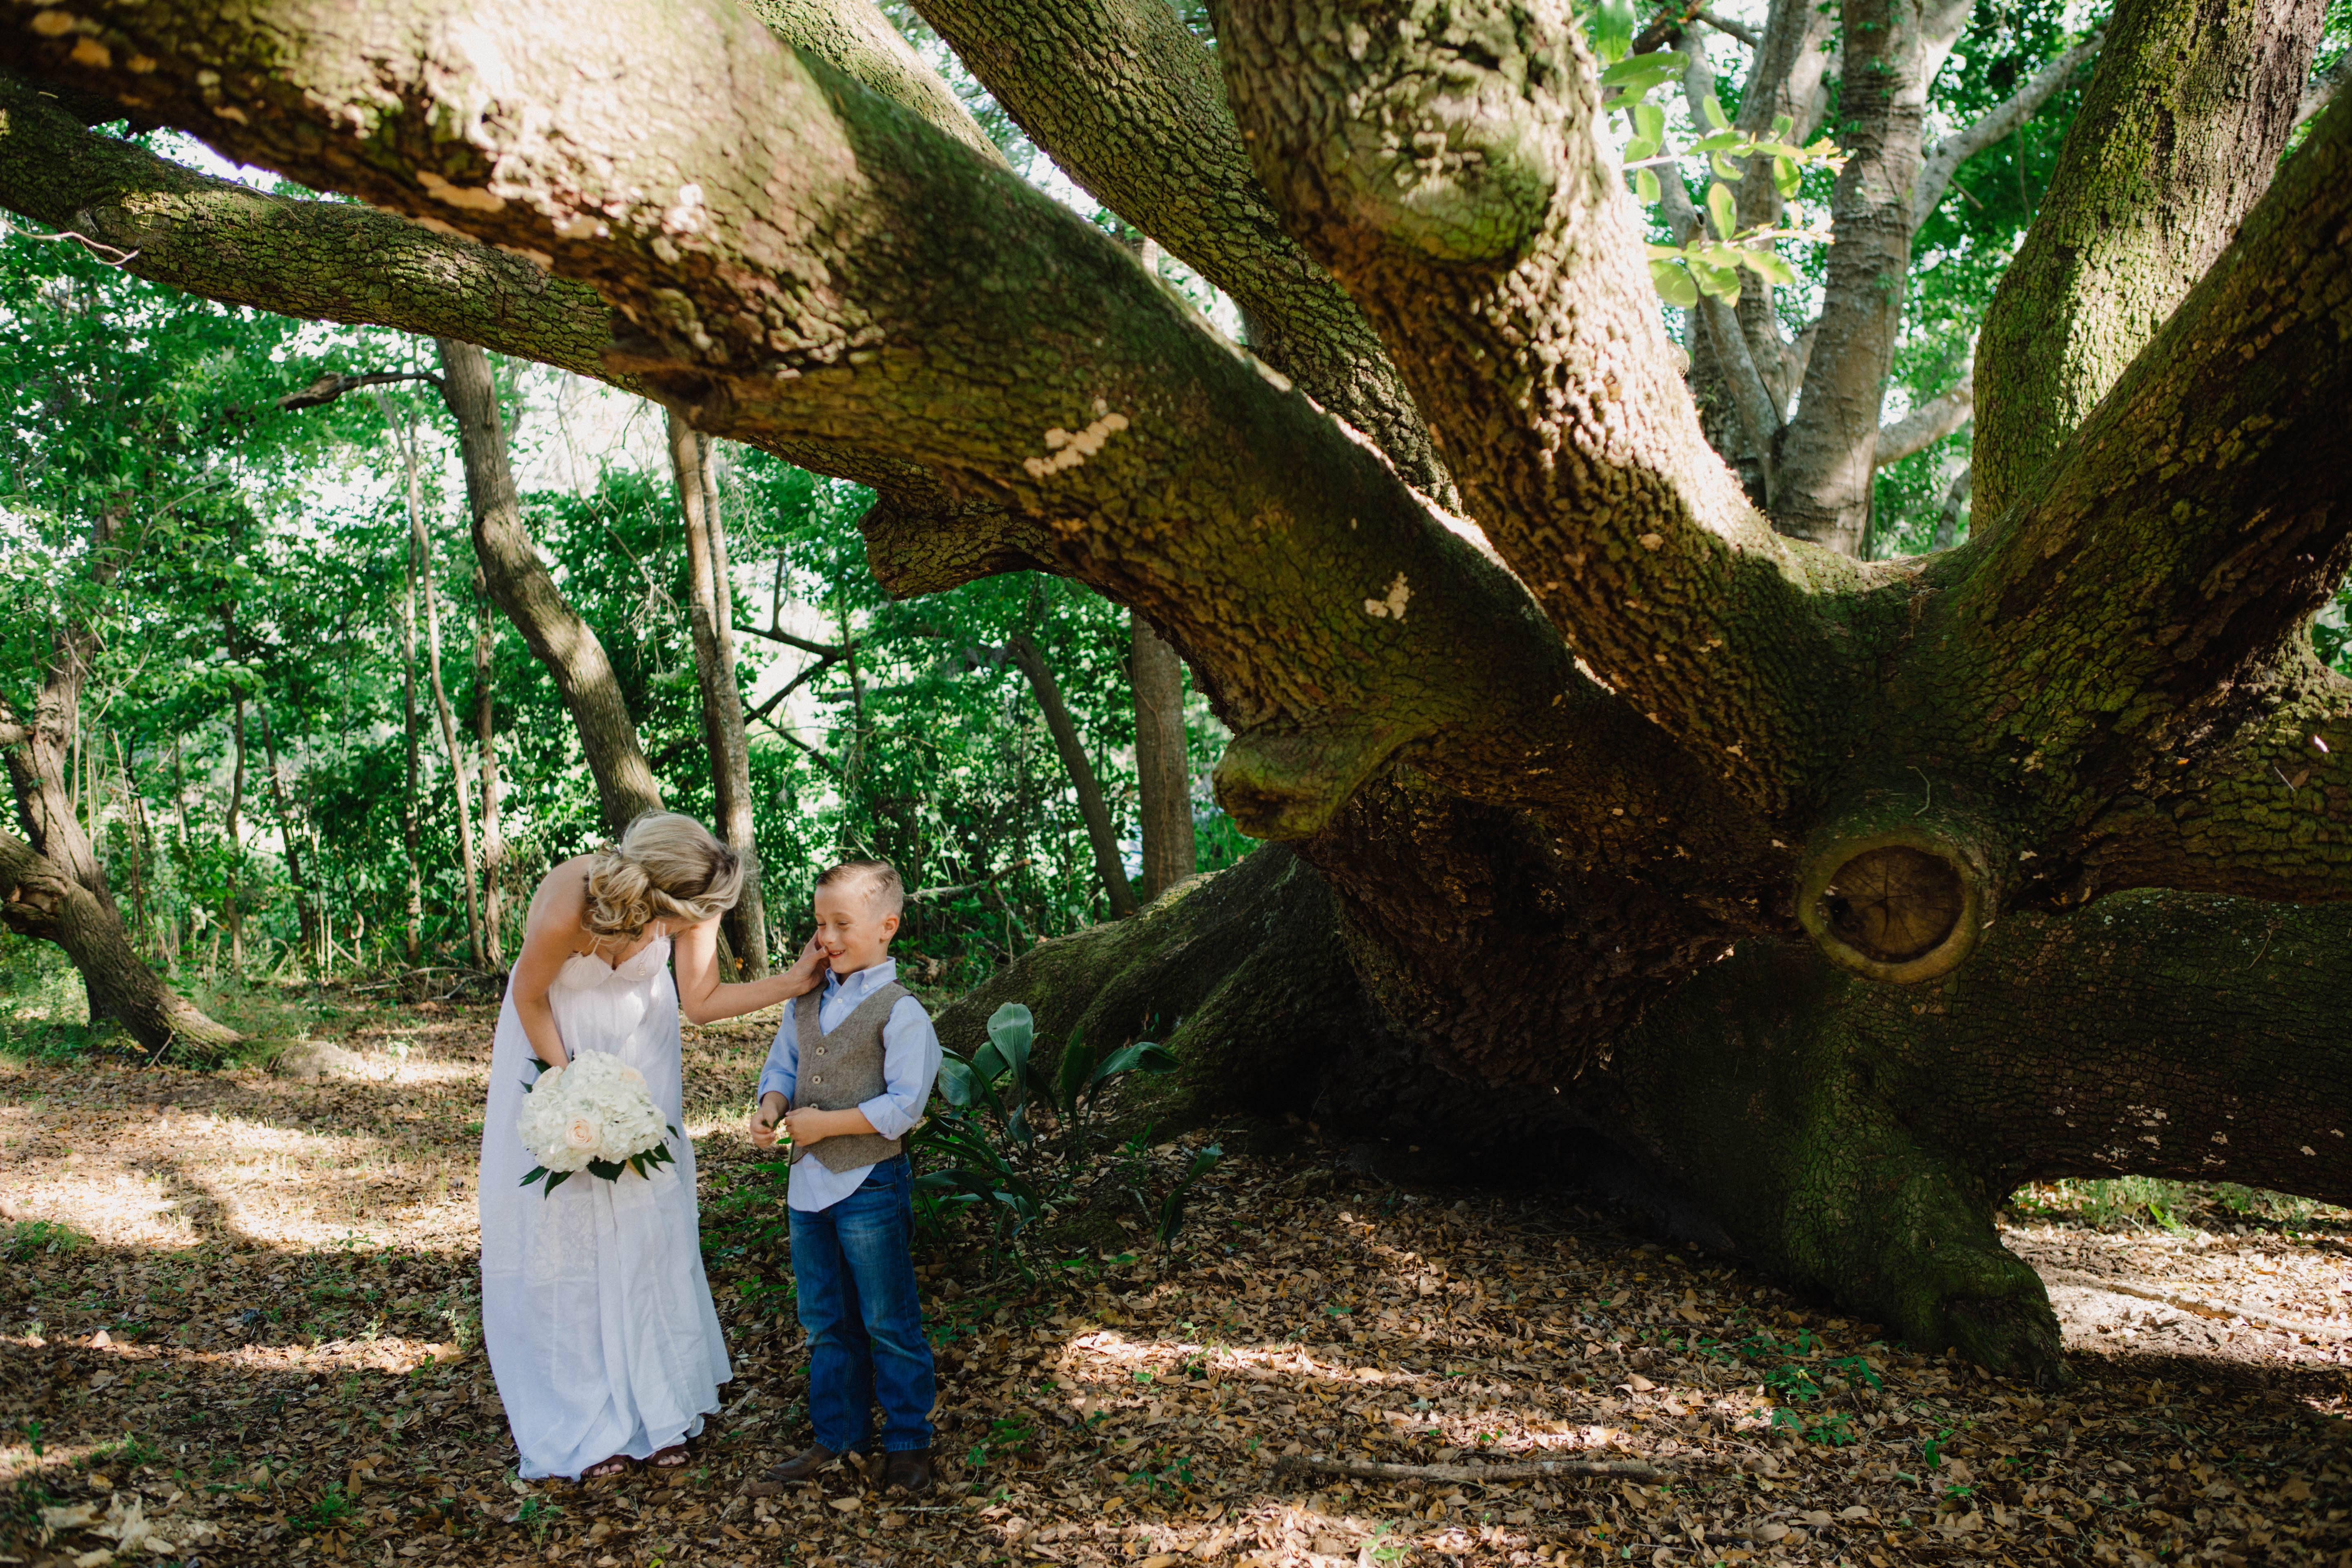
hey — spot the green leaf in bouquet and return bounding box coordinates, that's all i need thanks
[543,1170,573,1195]
[1635,167,1662,203]
[587,1158,625,1181]
[520,1165,549,1189]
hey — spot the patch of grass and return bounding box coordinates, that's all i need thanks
[2,1218,89,1263]
[2009,1178,2342,1234]
[288,1482,356,1534]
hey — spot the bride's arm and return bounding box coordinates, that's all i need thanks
[510,865,594,1069]
[673,919,826,1024]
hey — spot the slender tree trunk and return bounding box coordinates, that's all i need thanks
[116,733,148,954]
[397,477,425,967]
[255,702,318,962]
[1768,0,1955,551]
[1005,633,1138,920]
[1130,610,1196,902]
[432,340,665,837]
[667,408,767,977]
[474,564,505,966]
[409,472,488,971]
[225,693,246,973]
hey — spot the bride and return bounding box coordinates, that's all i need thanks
[479,812,823,1481]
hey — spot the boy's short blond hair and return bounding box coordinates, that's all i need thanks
[816,859,905,918]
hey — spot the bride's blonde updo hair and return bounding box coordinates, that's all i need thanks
[581,812,746,941]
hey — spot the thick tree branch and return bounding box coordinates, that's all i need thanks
[908,0,1457,501]
[736,0,1005,163]
[1909,32,2104,230]
[1215,0,1866,815]
[1873,370,1972,468]
[2295,47,2350,131]
[3,0,1729,845]
[1931,89,2352,898]
[1975,0,2325,523]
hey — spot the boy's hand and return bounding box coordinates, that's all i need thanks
[781,1106,831,1147]
[747,1091,788,1148]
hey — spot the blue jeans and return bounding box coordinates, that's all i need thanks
[789,1155,935,1454]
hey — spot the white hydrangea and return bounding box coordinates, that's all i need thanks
[516,1052,675,1192]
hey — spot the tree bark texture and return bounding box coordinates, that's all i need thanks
[1131,611,1196,902]
[668,410,769,976]
[254,703,318,960]
[1973,0,2326,527]
[1765,0,1967,553]
[432,340,666,838]
[1005,635,1139,921]
[409,479,488,971]
[1,826,241,1053]
[9,0,2352,1379]
[473,567,505,965]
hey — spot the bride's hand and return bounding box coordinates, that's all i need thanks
[785,935,827,992]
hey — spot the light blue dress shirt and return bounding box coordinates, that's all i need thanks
[755,958,941,1212]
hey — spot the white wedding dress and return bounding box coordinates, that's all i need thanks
[478,934,732,1479]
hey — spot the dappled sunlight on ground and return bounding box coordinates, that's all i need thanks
[2,987,2350,1566]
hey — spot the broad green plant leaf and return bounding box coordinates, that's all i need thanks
[1706,182,1737,242]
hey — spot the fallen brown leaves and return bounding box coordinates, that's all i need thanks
[2,993,2348,1567]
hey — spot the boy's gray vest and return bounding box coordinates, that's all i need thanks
[791,982,913,1173]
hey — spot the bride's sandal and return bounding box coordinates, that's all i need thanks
[582,1454,634,1481]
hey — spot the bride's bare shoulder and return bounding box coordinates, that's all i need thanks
[524,857,599,929]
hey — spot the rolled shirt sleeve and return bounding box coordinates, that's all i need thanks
[855,996,940,1141]
[755,995,802,1106]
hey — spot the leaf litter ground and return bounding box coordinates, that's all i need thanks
[2,993,2348,1567]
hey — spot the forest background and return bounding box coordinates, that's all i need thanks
[4,0,2350,1051]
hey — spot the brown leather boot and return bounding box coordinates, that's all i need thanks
[744,1444,845,1495]
[882,1448,933,1494]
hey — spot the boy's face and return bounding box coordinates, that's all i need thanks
[812,880,899,976]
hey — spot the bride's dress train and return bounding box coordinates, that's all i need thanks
[478,935,731,1479]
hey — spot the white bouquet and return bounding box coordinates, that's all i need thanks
[515,1051,679,1195]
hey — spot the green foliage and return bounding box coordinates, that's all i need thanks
[1,1218,88,1262]
[1696,1325,1880,1446]
[2,228,1241,1019]
[919,1002,1196,1257]
[287,1482,356,1534]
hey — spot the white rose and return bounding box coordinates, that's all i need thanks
[564,1117,599,1150]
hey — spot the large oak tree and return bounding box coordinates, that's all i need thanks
[3,0,2348,1381]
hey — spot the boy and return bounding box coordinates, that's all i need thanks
[744,860,942,1494]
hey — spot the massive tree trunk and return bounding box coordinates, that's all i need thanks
[667,409,768,976]
[7,0,2351,1384]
